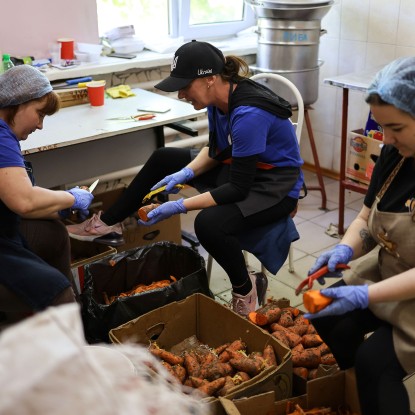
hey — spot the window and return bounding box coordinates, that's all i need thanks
[175,0,256,39]
[96,0,256,41]
[96,0,169,39]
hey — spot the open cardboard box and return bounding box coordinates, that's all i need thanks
[346,129,382,185]
[219,369,361,415]
[90,187,182,254]
[109,293,293,403]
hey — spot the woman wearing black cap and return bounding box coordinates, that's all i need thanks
[68,40,304,317]
[0,65,94,319]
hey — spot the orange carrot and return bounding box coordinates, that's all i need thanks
[288,324,309,337]
[218,376,236,397]
[316,342,331,356]
[172,364,187,384]
[233,371,251,384]
[248,311,268,326]
[137,203,160,222]
[263,344,277,366]
[293,367,308,380]
[292,348,321,368]
[321,353,336,365]
[278,311,294,327]
[303,290,333,314]
[149,343,184,366]
[183,351,200,378]
[229,356,262,377]
[197,377,227,397]
[271,330,289,348]
[301,334,323,348]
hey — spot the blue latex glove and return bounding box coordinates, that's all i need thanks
[304,285,369,319]
[150,167,194,193]
[68,187,94,210]
[67,187,94,221]
[138,198,187,226]
[309,244,354,284]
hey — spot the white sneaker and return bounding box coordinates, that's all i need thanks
[66,211,124,246]
[231,272,258,317]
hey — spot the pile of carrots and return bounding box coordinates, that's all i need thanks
[248,300,337,381]
[103,276,177,305]
[148,339,278,397]
[285,402,359,415]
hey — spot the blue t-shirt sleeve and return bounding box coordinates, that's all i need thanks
[0,125,25,168]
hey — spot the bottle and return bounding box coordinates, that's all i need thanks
[2,54,14,72]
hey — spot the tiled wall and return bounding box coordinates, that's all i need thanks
[303,0,415,173]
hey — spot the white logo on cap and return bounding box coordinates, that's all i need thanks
[171,56,178,71]
[198,69,213,75]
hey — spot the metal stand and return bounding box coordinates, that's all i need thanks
[304,107,327,210]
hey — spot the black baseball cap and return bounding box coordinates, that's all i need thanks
[154,40,225,92]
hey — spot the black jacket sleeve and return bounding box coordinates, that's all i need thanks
[210,154,259,204]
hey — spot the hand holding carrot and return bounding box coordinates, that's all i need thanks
[304,285,369,319]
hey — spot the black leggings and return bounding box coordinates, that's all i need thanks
[312,281,409,415]
[101,147,297,287]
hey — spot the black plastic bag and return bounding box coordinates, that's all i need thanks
[81,242,213,343]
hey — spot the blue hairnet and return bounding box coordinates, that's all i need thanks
[0,65,52,108]
[367,57,415,117]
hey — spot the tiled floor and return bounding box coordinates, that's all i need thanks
[177,169,364,312]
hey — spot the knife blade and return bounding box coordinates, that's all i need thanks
[88,179,99,193]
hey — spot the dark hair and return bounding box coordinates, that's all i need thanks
[365,93,388,106]
[4,91,60,126]
[220,55,250,83]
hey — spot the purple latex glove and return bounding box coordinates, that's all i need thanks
[138,198,187,226]
[64,187,94,220]
[150,167,194,193]
[304,285,369,319]
[67,187,94,210]
[309,244,354,284]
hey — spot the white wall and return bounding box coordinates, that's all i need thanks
[305,0,415,173]
[0,0,99,58]
[1,0,415,175]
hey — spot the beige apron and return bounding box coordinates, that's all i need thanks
[344,158,415,374]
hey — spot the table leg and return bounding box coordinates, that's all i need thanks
[304,107,327,210]
[338,88,349,236]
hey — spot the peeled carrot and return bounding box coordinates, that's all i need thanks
[303,290,333,314]
[137,203,160,222]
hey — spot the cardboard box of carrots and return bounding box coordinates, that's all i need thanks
[109,293,293,403]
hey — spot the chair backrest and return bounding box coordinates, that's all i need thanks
[250,73,304,145]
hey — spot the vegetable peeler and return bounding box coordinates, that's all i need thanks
[142,184,184,204]
[295,263,350,296]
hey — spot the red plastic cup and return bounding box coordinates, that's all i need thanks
[58,38,75,60]
[86,81,106,106]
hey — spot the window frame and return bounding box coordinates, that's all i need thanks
[170,0,256,40]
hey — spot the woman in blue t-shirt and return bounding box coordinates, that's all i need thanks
[67,40,304,317]
[0,65,93,317]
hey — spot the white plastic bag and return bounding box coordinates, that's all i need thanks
[0,304,209,415]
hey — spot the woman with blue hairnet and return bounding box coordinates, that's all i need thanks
[305,56,415,415]
[0,65,94,320]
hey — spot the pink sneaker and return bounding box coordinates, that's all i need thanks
[66,211,124,247]
[231,272,259,317]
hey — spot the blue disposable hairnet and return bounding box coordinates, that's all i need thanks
[367,56,415,117]
[0,65,52,108]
